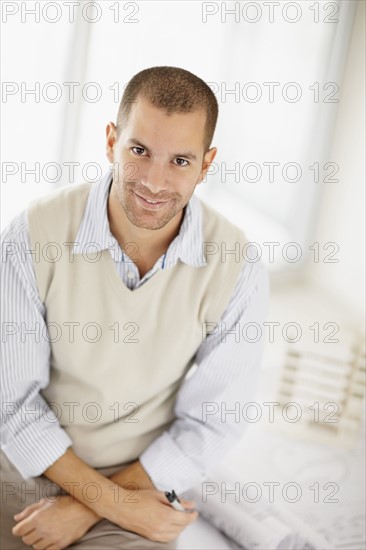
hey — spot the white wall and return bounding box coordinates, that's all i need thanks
[303,0,365,327]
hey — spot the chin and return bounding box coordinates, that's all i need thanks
[127,212,171,231]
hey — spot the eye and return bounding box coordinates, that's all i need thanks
[132,146,146,156]
[174,158,189,167]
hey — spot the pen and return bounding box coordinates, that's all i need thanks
[164,490,188,512]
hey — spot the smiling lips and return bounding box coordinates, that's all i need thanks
[139,195,164,204]
[133,191,170,209]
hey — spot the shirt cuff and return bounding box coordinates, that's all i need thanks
[2,421,72,479]
[139,432,205,494]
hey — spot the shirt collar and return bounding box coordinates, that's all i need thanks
[73,170,206,268]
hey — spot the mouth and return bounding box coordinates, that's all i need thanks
[133,191,170,210]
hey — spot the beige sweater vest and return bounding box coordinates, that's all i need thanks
[27,183,247,468]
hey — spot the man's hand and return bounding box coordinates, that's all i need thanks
[12,496,99,550]
[12,488,197,548]
[101,488,198,543]
[13,455,198,547]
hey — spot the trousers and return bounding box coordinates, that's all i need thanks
[0,451,177,549]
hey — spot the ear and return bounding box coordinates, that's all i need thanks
[106,122,118,163]
[197,147,217,185]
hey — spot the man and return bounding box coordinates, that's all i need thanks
[1,66,269,549]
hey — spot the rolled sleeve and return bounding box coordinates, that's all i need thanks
[1,212,72,478]
[2,414,72,479]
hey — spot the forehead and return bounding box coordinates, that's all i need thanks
[123,96,206,152]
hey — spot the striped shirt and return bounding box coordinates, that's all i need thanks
[1,170,269,493]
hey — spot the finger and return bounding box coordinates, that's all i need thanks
[159,492,196,511]
[171,510,199,527]
[184,510,199,524]
[179,498,196,506]
[12,516,36,537]
[14,501,43,521]
[38,540,57,550]
[22,531,44,545]
[33,539,51,550]
[179,498,197,510]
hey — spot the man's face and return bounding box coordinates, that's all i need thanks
[106,96,216,230]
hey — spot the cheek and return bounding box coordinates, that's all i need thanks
[176,173,197,191]
[124,162,140,182]
[179,173,200,194]
[116,154,142,184]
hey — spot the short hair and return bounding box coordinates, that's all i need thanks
[116,66,218,152]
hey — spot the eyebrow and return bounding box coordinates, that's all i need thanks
[127,138,197,161]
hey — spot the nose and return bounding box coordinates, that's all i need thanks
[140,162,169,195]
